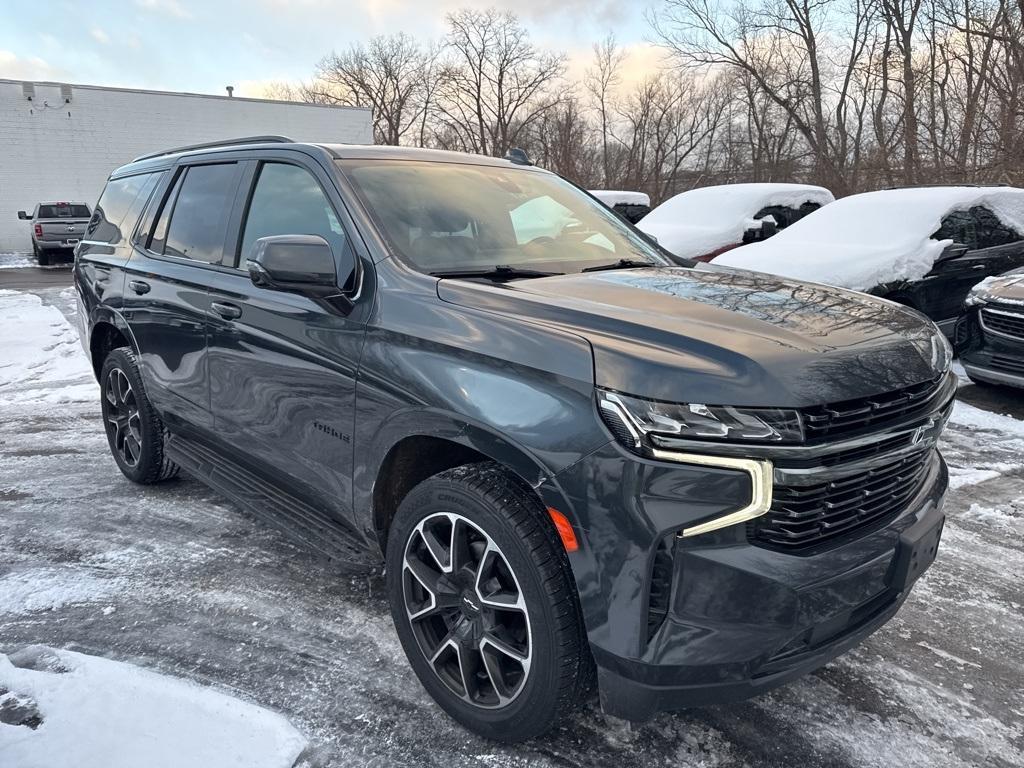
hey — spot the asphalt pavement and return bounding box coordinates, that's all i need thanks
[1,273,1022,768]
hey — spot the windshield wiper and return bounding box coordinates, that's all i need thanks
[581,258,657,273]
[429,265,563,280]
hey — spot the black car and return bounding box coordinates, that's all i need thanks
[76,137,953,741]
[956,267,1024,388]
[714,187,1024,336]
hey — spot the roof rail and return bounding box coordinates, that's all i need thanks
[132,135,295,163]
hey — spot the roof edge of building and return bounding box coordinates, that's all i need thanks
[0,78,371,113]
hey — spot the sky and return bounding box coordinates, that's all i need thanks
[0,0,664,98]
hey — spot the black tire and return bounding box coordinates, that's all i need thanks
[99,347,179,484]
[386,462,593,742]
[35,246,50,267]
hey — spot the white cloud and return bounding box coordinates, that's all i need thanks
[134,0,193,19]
[90,27,110,45]
[564,41,669,93]
[0,51,68,81]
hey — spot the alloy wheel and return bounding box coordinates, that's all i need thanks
[104,367,142,467]
[402,512,532,709]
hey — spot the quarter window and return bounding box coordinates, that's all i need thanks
[239,162,349,265]
[87,173,159,245]
[154,163,238,263]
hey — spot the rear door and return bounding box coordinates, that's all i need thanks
[205,152,368,526]
[76,173,163,341]
[122,157,245,432]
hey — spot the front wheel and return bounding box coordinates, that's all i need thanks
[99,347,179,484]
[386,462,593,742]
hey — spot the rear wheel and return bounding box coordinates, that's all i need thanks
[99,347,179,484]
[34,245,50,267]
[386,462,592,742]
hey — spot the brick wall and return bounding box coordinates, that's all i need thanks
[0,80,372,252]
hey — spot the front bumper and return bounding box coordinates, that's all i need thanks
[547,431,948,721]
[956,305,1024,389]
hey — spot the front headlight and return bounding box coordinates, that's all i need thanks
[598,390,803,450]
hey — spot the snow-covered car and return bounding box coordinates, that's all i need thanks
[637,183,833,261]
[956,267,1024,389]
[588,190,651,223]
[715,186,1024,334]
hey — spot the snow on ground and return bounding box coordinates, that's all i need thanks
[638,183,834,260]
[589,190,651,207]
[0,288,96,404]
[2,283,1024,767]
[715,186,1024,290]
[0,252,34,270]
[0,645,307,768]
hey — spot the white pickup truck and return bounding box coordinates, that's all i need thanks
[17,202,92,266]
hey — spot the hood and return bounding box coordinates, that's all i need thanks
[437,265,945,407]
[977,267,1024,305]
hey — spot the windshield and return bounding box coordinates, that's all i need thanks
[337,159,670,276]
[38,204,91,219]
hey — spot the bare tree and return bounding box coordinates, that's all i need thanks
[435,8,565,156]
[312,33,433,145]
[584,35,626,187]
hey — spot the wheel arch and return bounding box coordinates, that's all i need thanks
[87,308,139,380]
[361,411,578,558]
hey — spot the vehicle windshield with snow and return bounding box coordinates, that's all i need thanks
[715,186,1024,333]
[637,183,834,261]
[76,138,952,742]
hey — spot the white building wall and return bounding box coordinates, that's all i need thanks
[0,80,372,252]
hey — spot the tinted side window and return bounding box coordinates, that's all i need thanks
[87,173,158,245]
[932,205,1024,251]
[239,162,349,264]
[974,206,1021,249]
[161,163,238,263]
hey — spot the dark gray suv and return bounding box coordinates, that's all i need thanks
[76,137,953,741]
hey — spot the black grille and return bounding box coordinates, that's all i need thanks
[982,308,1024,341]
[751,450,933,552]
[800,375,949,440]
[991,355,1024,375]
[645,538,673,643]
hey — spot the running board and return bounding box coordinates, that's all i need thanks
[165,433,379,573]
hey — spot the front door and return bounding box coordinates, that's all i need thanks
[205,156,368,527]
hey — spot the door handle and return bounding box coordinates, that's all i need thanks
[211,301,242,320]
[128,280,150,295]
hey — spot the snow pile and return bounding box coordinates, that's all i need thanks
[0,567,120,615]
[0,646,307,768]
[715,186,1024,290]
[0,289,96,404]
[0,252,34,269]
[638,183,833,259]
[589,190,651,207]
[963,502,1023,532]
[950,399,1024,438]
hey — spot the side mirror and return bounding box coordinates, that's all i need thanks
[936,243,970,262]
[247,234,342,300]
[17,210,31,220]
[245,234,358,309]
